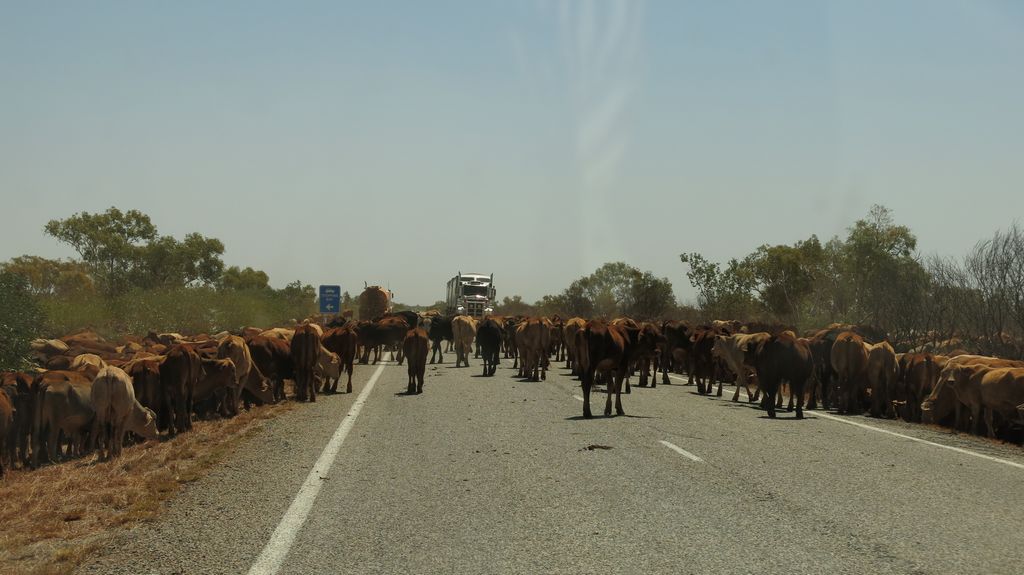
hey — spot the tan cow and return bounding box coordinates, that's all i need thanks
[70,353,106,379]
[259,328,295,342]
[90,366,158,459]
[864,341,897,418]
[947,366,1024,437]
[923,356,1024,431]
[316,345,342,393]
[516,318,552,381]
[712,332,770,402]
[32,371,94,466]
[563,317,587,373]
[451,315,477,368]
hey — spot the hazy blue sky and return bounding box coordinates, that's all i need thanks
[2,1,1022,305]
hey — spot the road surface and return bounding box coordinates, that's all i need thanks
[80,354,1024,574]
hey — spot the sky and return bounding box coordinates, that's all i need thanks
[2,1,1023,305]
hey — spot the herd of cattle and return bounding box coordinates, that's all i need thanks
[2,311,1024,476]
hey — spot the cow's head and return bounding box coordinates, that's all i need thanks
[135,406,160,440]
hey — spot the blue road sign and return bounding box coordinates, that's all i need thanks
[319,284,341,314]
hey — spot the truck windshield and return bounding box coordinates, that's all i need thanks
[463,285,488,296]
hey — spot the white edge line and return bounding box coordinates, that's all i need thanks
[659,440,704,462]
[248,362,387,575]
[813,410,1024,470]
[666,373,1024,471]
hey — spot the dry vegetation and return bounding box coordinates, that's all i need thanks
[0,400,295,575]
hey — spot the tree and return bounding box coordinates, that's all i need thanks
[0,255,94,296]
[44,207,225,294]
[554,262,676,319]
[495,295,536,316]
[0,271,45,369]
[45,207,157,295]
[221,266,271,290]
[678,253,757,320]
[742,235,824,322]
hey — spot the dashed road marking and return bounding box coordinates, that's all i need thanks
[572,395,584,402]
[659,440,704,462]
[248,361,387,575]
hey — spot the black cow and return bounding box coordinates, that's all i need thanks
[476,318,503,376]
[427,315,454,364]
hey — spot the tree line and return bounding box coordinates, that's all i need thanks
[0,208,319,368]
[495,205,1024,359]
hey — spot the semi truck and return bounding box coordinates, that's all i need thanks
[445,272,496,318]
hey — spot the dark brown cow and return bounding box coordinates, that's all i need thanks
[580,321,633,418]
[246,335,294,402]
[125,358,165,430]
[476,318,503,377]
[1,371,35,467]
[322,325,358,393]
[831,332,869,414]
[291,325,320,402]
[689,327,719,395]
[0,390,13,476]
[895,353,940,422]
[161,344,201,435]
[753,332,813,419]
[403,328,429,394]
[358,317,409,365]
[660,320,693,385]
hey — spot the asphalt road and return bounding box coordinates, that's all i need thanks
[80,353,1024,575]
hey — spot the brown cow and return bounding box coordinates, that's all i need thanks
[563,317,587,373]
[358,317,409,365]
[32,370,94,466]
[1,371,35,468]
[291,324,320,402]
[865,341,898,418]
[246,335,294,401]
[580,320,631,418]
[322,325,357,393]
[0,390,13,475]
[517,318,551,382]
[194,358,237,417]
[894,353,939,422]
[403,328,429,394]
[830,332,869,414]
[660,320,693,386]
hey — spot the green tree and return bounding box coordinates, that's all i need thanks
[1,255,94,296]
[0,271,45,369]
[45,208,225,294]
[45,207,157,294]
[221,266,271,290]
[495,295,536,316]
[678,253,758,320]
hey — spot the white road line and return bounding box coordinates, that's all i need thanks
[248,362,387,575]
[572,395,584,402]
[812,410,1024,470]
[659,440,704,462]
[667,373,1024,471]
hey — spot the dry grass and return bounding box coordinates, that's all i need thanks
[0,400,295,575]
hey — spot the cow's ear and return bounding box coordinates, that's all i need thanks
[689,334,698,343]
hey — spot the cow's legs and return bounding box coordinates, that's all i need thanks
[582,370,594,419]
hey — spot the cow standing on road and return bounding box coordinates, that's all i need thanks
[403,328,429,394]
